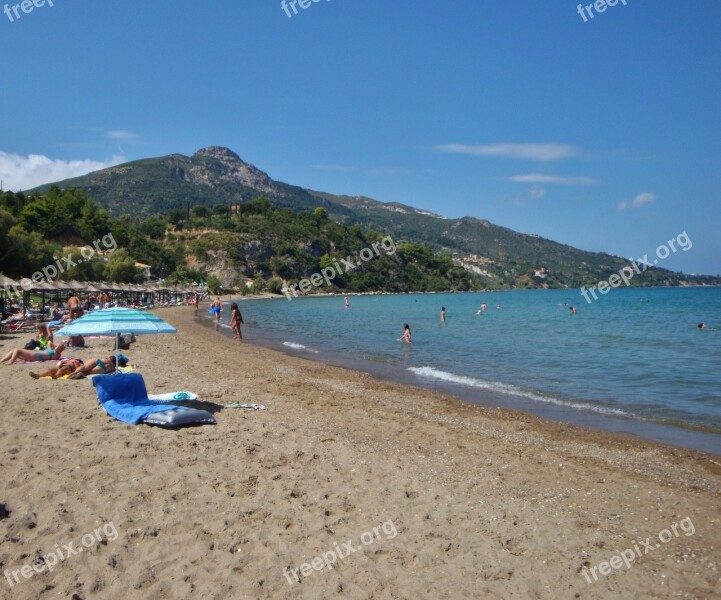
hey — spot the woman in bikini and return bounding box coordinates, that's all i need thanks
[68,355,127,379]
[29,357,84,379]
[230,302,244,340]
[0,342,67,365]
[398,323,412,344]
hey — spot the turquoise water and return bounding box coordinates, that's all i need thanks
[208,288,721,452]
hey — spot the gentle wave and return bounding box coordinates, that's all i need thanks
[283,341,319,354]
[407,366,630,418]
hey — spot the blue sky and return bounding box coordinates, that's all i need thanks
[1,0,719,274]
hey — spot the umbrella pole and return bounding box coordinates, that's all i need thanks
[115,332,120,375]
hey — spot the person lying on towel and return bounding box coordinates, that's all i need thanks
[0,342,67,365]
[68,355,128,379]
[29,357,85,379]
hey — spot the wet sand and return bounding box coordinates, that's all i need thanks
[0,306,719,599]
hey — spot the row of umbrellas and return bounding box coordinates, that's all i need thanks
[0,274,197,295]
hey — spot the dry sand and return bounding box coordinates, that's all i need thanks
[1,306,719,599]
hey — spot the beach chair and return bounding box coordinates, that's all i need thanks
[92,372,215,427]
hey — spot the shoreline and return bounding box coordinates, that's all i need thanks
[197,311,720,466]
[1,305,719,598]
[198,296,721,456]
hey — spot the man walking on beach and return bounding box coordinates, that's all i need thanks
[68,291,82,318]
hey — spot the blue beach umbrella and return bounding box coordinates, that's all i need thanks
[55,307,177,371]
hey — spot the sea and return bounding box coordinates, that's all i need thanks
[202,287,721,455]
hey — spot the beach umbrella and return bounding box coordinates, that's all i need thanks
[0,274,20,316]
[55,307,177,371]
[0,274,19,289]
[27,281,56,320]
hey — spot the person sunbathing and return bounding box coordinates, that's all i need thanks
[0,342,67,365]
[29,357,84,379]
[67,355,127,379]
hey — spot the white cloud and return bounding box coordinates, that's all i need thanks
[311,164,357,172]
[618,192,656,210]
[434,143,580,161]
[105,130,137,140]
[507,173,599,185]
[0,151,125,191]
[311,164,413,175]
[529,185,546,199]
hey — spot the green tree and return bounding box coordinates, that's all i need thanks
[206,275,222,294]
[0,208,17,270]
[267,277,284,294]
[105,249,141,283]
[168,209,186,231]
[192,205,210,219]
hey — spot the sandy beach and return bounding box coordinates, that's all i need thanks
[1,306,720,600]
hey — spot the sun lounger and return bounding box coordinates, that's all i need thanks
[92,373,215,427]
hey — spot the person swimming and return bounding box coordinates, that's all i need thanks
[440,307,446,322]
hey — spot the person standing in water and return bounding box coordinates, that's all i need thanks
[211,297,222,322]
[399,323,412,343]
[230,302,244,340]
[440,307,446,322]
[344,296,350,309]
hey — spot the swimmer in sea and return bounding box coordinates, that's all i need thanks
[440,307,445,322]
[398,323,411,343]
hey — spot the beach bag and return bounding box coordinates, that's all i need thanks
[118,333,136,350]
[24,339,39,350]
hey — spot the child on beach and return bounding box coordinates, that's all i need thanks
[230,302,244,340]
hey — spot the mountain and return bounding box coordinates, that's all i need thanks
[33,147,720,290]
[35,146,354,220]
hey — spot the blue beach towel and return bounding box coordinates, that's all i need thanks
[93,373,215,427]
